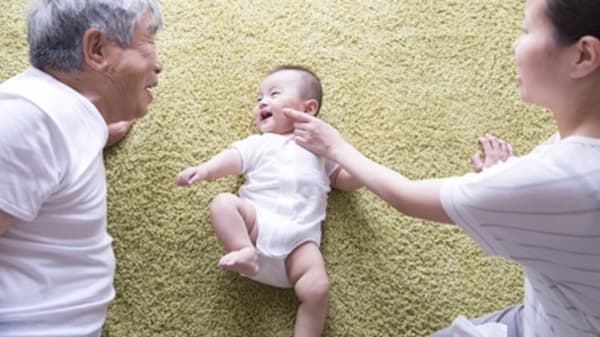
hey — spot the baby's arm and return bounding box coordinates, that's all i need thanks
[175,148,242,187]
[329,166,363,192]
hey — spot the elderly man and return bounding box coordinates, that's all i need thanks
[0,1,163,336]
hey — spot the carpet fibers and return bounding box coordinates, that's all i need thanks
[1,1,555,336]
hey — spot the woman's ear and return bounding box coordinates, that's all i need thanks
[571,35,600,79]
[303,99,319,116]
[81,28,111,71]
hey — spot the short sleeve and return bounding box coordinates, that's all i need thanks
[324,158,339,176]
[440,156,543,258]
[0,96,66,221]
[229,134,263,173]
[440,168,513,257]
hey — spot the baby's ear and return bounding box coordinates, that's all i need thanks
[303,99,319,116]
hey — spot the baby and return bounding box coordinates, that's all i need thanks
[175,65,360,337]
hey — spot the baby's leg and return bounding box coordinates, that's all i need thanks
[286,242,329,337]
[210,192,258,276]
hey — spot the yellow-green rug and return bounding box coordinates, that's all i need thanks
[1,1,556,336]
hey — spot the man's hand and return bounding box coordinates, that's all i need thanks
[105,120,136,148]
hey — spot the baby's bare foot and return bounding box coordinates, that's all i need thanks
[218,247,259,276]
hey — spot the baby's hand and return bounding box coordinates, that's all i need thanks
[175,166,206,187]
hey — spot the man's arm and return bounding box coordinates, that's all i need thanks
[0,210,18,235]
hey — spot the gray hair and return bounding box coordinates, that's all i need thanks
[26,0,163,72]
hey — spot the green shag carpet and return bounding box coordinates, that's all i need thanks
[1,1,557,336]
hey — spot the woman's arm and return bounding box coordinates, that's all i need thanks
[284,108,453,224]
[329,166,363,192]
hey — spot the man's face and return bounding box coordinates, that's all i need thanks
[103,12,162,122]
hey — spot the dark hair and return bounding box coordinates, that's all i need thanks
[269,65,323,115]
[545,0,600,46]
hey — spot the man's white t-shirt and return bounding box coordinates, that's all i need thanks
[231,133,338,257]
[0,67,114,337]
[441,136,600,337]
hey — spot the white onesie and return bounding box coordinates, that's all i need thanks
[230,133,338,287]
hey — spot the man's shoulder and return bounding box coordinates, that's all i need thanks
[0,92,47,132]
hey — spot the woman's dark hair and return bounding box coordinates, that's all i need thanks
[545,0,600,45]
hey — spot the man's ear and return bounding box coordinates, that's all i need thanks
[302,99,319,116]
[571,36,600,79]
[81,28,111,71]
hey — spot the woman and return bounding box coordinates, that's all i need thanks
[283,0,600,336]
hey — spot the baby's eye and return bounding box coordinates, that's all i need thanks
[271,91,280,96]
[256,96,263,102]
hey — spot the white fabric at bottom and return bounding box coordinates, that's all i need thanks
[242,249,292,288]
[451,316,508,337]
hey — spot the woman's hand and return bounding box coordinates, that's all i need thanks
[283,108,347,160]
[471,134,514,172]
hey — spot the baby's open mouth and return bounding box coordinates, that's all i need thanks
[261,111,273,120]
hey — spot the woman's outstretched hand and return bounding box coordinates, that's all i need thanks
[282,108,346,159]
[471,134,514,172]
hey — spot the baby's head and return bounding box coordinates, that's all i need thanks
[253,65,322,134]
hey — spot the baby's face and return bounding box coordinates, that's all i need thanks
[253,70,307,134]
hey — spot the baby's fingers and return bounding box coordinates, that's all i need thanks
[175,169,193,187]
[188,173,203,185]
